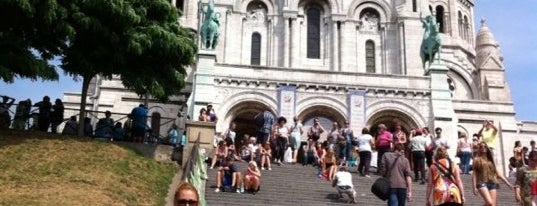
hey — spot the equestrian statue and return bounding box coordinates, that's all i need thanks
[199,0,220,50]
[420,9,442,70]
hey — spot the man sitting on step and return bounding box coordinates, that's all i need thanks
[215,157,241,193]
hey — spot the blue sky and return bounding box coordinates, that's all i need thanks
[1,1,536,120]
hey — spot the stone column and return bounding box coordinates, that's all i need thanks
[283,18,290,68]
[290,18,299,68]
[189,50,216,118]
[182,120,216,167]
[427,63,458,159]
[332,21,339,71]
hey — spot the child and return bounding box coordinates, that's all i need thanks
[347,149,358,167]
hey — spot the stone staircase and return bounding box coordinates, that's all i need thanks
[205,162,517,206]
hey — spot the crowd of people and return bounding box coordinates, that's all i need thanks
[0,95,184,147]
[203,110,536,206]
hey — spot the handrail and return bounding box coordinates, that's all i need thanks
[180,132,207,206]
[2,106,176,138]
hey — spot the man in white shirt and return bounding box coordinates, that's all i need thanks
[332,167,357,203]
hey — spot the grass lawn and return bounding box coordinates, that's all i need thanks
[0,130,178,206]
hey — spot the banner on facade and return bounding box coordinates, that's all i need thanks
[348,90,366,132]
[278,86,296,119]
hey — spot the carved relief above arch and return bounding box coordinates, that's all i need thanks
[347,0,393,22]
[236,0,276,15]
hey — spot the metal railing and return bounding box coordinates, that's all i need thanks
[1,104,178,143]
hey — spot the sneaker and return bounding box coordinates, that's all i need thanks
[209,167,213,170]
[419,180,426,185]
[236,189,241,193]
[261,167,265,170]
[268,167,272,171]
[214,188,220,192]
[364,175,371,178]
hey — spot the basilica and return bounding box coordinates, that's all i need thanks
[63,0,537,174]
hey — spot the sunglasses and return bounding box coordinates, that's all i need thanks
[176,199,198,206]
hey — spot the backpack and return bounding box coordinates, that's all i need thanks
[432,159,463,205]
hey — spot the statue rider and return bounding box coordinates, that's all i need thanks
[199,0,220,50]
[419,9,442,70]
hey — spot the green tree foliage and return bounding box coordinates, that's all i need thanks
[60,0,197,135]
[0,0,72,82]
[1,0,197,135]
[120,0,197,101]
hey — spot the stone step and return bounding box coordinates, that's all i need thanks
[204,161,518,206]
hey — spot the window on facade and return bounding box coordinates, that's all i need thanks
[412,0,417,12]
[365,40,375,73]
[251,33,262,65]
[176,0,184,12]
[463,16,469,41]
[458,11,463,39]
[307,7,321,59]
[435,6,445,33]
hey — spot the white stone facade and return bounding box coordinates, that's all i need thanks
[63,0,536,174]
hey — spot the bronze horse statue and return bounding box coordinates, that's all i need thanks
[420,13,442,70]
[199,0,220,50]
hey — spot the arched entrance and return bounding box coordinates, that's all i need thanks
[224,101,276,142]
[297,105,346,141]
[367,109,419,136]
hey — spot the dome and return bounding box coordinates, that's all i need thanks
[476,18,497,48]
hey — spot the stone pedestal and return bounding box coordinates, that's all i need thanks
[189,50,217,119]
[182,120,216,167]
[427,63,459,158]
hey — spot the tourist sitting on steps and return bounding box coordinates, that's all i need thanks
[321,148,338,181]
[244,161,261,195]
[259,142,272,170]
[210,140,228,169]
[214,157,241,193]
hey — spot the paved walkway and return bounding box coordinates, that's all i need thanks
[205,162,518,206]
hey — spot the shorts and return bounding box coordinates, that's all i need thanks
[337,185,355,195]
[245,174,257,182]
[476,181,499,190]
[256,131,270,144]
[289,134,300,151]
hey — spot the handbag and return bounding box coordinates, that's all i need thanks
[371,155,401,201]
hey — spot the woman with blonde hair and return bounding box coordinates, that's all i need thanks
[322,148,338,181]
[425,146,464,206]
[174,182,199,206]
[244,161,261,195]
[472,142,513,206]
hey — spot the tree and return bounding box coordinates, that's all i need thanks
[0,0,72,82]
[60,0,196,135]
[120,0,196,102]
